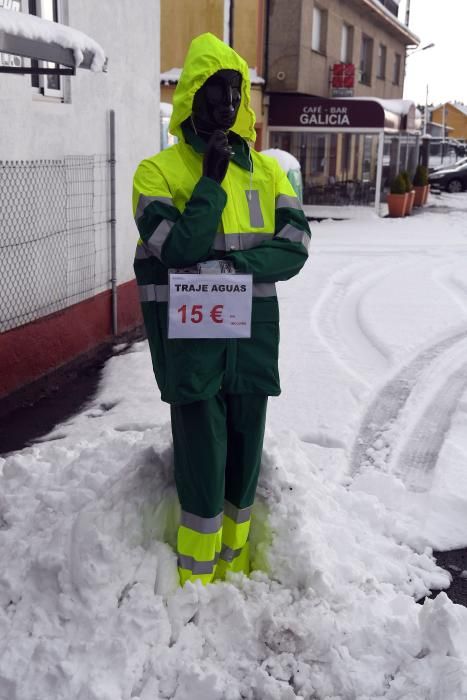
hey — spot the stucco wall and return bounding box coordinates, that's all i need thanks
[267,0,410,100]
[298,0,407,99]
[0,0,160,286]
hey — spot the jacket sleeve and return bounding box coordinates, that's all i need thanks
[133,157,227,268]
[224,160,311,283]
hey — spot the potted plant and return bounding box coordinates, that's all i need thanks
[413,164,429,206]
[387,174,408,217]
[401,170,415,215]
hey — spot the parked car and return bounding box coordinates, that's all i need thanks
[261,148,303,203]
[429,156,467,173]
[428,159,467,192]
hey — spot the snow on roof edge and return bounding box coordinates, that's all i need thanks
[364,0,420,45]
[0,7,107,72]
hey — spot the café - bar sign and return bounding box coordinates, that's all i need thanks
[268,93,385,130]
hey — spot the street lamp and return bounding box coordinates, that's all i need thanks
[404,43,435,135]
[406,42,435,57]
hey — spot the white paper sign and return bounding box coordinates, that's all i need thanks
[168,273,253,339]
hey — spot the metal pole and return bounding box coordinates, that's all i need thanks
[441,104,446,164]
[109,109,117,336]
[375,131,384,217]
[423,84,428,135]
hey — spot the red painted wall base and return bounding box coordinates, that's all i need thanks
[0,279,143,400]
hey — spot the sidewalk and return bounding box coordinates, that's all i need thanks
[304,202,388,220]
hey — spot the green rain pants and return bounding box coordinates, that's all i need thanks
[170,392,268,585]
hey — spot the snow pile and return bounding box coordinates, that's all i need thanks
[3,193,467,697]
[261,148,301,174]
[1,344,467,699]
[0,7,106,71]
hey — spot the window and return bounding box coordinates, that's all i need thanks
[393,53,401,85]
[377,44,386,79]
[340,23,353,63]
[311,6,327,54]
[29,0,64,98]
[0,0,21,69]
[311,135,326,175]
[359,34,373,85]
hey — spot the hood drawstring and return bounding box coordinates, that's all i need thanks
[247,141,253,201]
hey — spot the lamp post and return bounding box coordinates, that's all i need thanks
[404,43,435,170]
[406,42,435,57]
[424,84,429,136]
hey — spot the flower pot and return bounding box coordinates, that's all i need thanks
[405,189,415,215]
[423,184,430,205]
[413,186,425,207]
[387,192,407,217]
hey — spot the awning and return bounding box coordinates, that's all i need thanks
[268,93,386,131]
[0,7,107,75]
[268,93,420,133]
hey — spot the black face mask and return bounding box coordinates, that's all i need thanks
[192,69,242,134]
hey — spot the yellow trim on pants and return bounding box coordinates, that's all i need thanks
[177,510,252,585]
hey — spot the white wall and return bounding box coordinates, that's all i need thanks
[0,0,160,285]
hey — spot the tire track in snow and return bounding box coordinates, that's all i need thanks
[311,260,399,385]
[351,327,467,484]
[397,362,467,492]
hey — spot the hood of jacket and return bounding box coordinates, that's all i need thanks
[169,32,256,143]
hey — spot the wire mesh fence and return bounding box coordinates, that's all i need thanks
[0,155,111,333]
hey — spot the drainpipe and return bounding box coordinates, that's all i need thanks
[224,0,233,46]
[109,109,117,336]
[405,0,410,26]
[229,0,234,47]
[264,0,270,87]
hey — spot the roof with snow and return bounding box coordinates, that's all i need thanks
[363,0,419,45]
[432,102,467,118]
[0,7,107,74]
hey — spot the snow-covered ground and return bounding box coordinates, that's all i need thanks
[2,191,467,699]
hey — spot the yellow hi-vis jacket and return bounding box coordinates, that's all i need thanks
[133,33,311,404]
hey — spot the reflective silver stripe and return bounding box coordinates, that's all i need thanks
[276,224,310,250]
[276,194,301,210]
[224,501,252,524]
[134,243,151,259]
[138,284,168,303]
[246,190,264,228]
[214,232,274,253]
[212,232,226,251]
[240,232,273,249]
[178,552,220,575]
[181,510,223,534]
[219,544,243,563]
[223,233,241,251]
[135,194,174,223]
[147,219,175,258]
[253,282,276,297]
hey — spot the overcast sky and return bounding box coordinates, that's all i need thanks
[400,0,466,107]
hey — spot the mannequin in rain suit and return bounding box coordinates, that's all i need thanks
[133,33,310,585]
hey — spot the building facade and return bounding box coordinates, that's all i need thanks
[431,102,467,142]
[0,0,160,400]
[266,0,413,100]
[265,0,420,208]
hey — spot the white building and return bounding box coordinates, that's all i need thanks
[0,0,160,400]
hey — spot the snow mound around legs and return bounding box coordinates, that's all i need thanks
[1,424,466,699]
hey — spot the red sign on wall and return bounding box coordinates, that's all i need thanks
[331,63,355,88]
